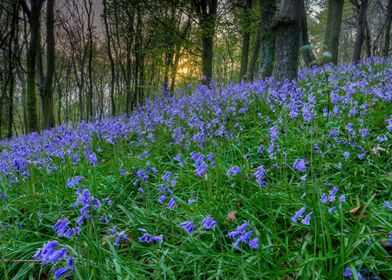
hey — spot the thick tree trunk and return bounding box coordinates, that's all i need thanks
[239,0,252,80]
[383,0,392,56]
[272,0,301,81]
[247,27,261,81]
[324,0,344,64]
[352,0,368,63]
[103,0,116,115]
[300,0,316,66]
[260,0,276,78]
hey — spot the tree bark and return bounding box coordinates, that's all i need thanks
[193,0,218,85]
[352,0,368,63]
[272,0,301,81]
[239,0,252,80]
[39,0,56,130]
[85,0,94,118]
[103,0,116,115]
[324,0,344,64]
[260,0,276,78]
[383,0,392,56]
[247,26,261,81]
[300,0,316,66]
[21,0,44,133]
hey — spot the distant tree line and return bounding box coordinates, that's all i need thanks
[0,0,392,137]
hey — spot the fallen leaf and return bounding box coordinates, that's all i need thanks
[227,211,236,222]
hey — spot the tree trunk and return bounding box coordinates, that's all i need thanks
[300,0,316,66]
[272,0,301,81]
[85,0,93,118]
[239,0,252,80]
[365,18,371,58]
[247,26,261,81]
[324,0,344,64]
[40,0,56,130]
[21,0,43,133]
[193,0,218,85]
[352,0,368,63]
[383,0,392,56]
[260,0,276,78]
[103,0,116,115]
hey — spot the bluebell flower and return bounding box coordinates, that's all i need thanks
[66,176,83,188]
[167,197,176,210]
[384,202,392,211]
[248,237,259,250]
[114,231,127,246]
[376,134,388,143]
[227,222,249,239]
[226,166,241,176]
[158,195,167,204]
[328,206,336,213]
[254,165,266,186]
[188,198,197,204]
[339,195,346,203]
[179,221,195,235]
[343,267,352,278]
[54,267,69,280]
[343,151,350,159]
[1,192,6,200]
[53,219,71,238]
[291,207,306,223]
[293,158,307,172]
[302,212,312,225]
[201,216,216,230]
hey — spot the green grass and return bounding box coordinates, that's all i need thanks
[0,60,391,279]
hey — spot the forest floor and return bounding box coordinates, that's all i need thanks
[0,58,391,279]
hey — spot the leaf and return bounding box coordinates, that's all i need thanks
[227,211,236,222]
[349,202,368,218]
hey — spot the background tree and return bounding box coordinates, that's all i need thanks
[272,0,301,81]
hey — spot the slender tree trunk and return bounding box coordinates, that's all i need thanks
[247,27,261,81]
[85,0,94,118]
[383,0,392,56]
[193,0,218,85]
[40,0,56,130]
[324,0,344,64]
[365,18,371,58]
[300,0,316,66]
[103,0,116,115]
[272,0,301,81]
[260,0,276,78]
[240,0,252,80]
[352,0,368,63]
[21,0,43,133]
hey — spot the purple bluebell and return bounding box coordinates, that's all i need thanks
[254,165,266,186]
[167,197,176,210]
[114,231,127,246]
[293,158,307,172]
[201,216,217,230]
[53,219,71,238]
[302,212,312,225]
[227,222,249,239]
[158,195,167,204]
[179,221,195,235]
[54,267,69,280]
[226,166,241,176]
[343,267,352,278]
[66,176,83,188]
[384,202,392,211]
[291,206,306,223]
[248,237,259,250]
